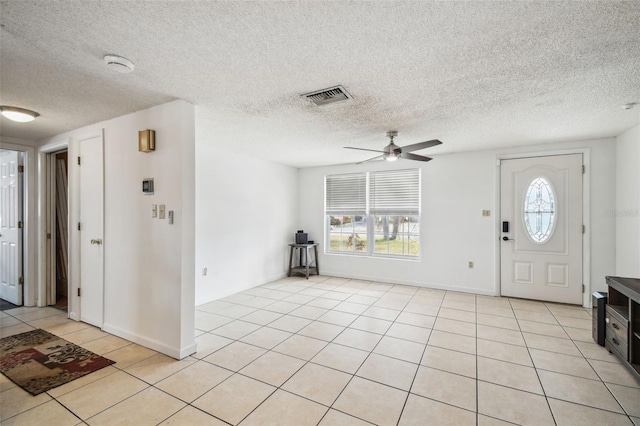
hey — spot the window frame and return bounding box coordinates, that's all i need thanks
[324,169,421,260]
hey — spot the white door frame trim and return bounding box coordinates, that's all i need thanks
[495,148,591,307]
[38,138,71,309]
[0,142,36,306]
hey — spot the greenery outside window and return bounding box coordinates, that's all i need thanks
[325,169,420,258]
[373,215,420,256]
[329,215,368,252]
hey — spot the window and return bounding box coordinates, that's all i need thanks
[326,173,367,253]
[523,176,556,243]
[325,169,420,258]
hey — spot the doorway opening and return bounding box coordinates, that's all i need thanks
[45,150,69,312]
[53,151,68,311]
[0,149,24,308]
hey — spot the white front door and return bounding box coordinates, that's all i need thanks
[0,150,23,305]
[79,135,104,327]
[500,154,583,304]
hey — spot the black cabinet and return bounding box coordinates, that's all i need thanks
[605,276,640,382]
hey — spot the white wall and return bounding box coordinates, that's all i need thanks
[616,124,640,277]
[194,113,298,305]
[38,100,196,359]
[299,138,616,304]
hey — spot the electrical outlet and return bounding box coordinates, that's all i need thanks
[468,261,474,268]
[482,210,491,216]
[159,204,165,219]
[202,267,208,276]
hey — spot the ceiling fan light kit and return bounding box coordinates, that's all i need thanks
[0,106,40,122]
[344,131,442,164]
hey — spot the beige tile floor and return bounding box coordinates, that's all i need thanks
[1,275,640,425]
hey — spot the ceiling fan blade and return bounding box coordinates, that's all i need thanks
[402,152,433,162]
[344,146,386,153]
[401,139,442,152]
[356,155,384,165]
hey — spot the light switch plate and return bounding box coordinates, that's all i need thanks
[152,204,157,218]
[482,210,491,216]
[159,204,166,219]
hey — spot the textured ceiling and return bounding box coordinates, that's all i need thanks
[1,1,639,167]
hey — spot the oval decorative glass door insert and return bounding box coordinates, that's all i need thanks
[523,177,556,243]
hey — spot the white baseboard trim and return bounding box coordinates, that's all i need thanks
[319,270,497,296]
[179,342,198,359]
[197,272,288,304]
[102,323,195,360]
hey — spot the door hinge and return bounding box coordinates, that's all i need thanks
[18,165,24,173]
[78,222,81,231]
[582,225,585,234]
[582,165,585,174]
[582,284,585,293]
[18,276,24,285]
[47,232,52,239]
[77,288,81,297]
[18,221,23,229]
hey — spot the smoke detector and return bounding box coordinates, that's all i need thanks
[104,55,135,73]
[302,85,353,106]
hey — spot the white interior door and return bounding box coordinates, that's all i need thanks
[0,150,23,305]
[79,136,104,327]
[500,154,583,304]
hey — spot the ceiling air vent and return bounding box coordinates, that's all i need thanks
[302,85,353,106]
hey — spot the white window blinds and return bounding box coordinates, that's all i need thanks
[325,173,366,214]
[369,168,420,214]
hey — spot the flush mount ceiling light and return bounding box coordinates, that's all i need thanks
[104,54,135,73]
[0,106,40,122]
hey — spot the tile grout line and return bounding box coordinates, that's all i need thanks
[513,297,558,425]
[200,280,638,421]
[475,294,479,426]
[545,306,634,422]
[4,277,639,424]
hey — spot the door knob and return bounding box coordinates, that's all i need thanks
[502,236,514,241]
[90,239,102,245]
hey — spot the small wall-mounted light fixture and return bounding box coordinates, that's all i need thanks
[139,129,155,152]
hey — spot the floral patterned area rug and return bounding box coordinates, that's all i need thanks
[0,329,115,395]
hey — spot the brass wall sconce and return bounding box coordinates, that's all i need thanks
[139,129,155,152]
